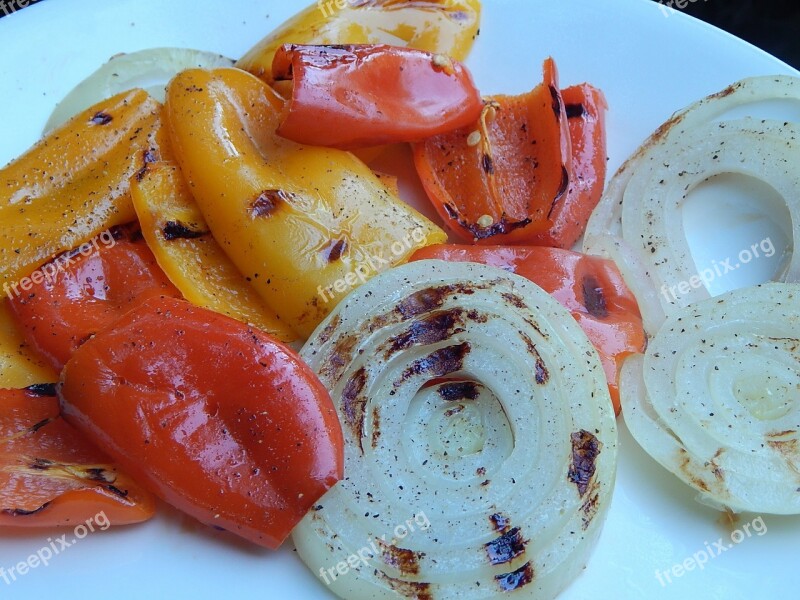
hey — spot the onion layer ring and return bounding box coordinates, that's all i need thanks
[293,260,616,599]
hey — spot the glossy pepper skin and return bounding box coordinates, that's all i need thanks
[130,161,297,342]
[0,385,156,527]
[237,0,482,85]
[0,301,57,388]
[165,67,446,338]
[272,44,484,149]
[9,227,181,371]
[0,89,163,288]
[58,296,344,549]
[413,58,576,244]
[411,245,646,414]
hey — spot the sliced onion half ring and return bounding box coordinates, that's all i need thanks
[44,48,233,134]
[294,260,617,600]
[623,283,800,514]
[583,75,800,335]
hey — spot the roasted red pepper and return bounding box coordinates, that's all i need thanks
[0,385,155,527]
[272,44,484,149]
[411,245,646,414]
[58,296,344,549]
[8,227,180,371]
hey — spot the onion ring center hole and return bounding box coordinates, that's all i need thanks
[682,173,792,296]
[403,379,514,482]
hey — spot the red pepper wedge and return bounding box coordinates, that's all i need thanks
[58,296,344,549]
[9,227,181,371]
[411,245,646,414]
[527,83,608,248]
[412,57,573,244]
[0,385,155,527]
[272,44,484,149]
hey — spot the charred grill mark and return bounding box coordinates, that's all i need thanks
[396,285,473,319]
[485,527,526,565]
[768,439,800,473]
[250,189,294,217]
[569,430,601,497]
[439,381,480,401]
[482,154,494,175]
[501,293,526,310]
[496,562,534,591]
[342,368,368,451]
[490,513,511,532]
[379,541,425,575]
[162,220,208,241]
[549,85,562,119]
[377,572,432,600]
[547,166,570,219]
[401,343,471,381]
[566,103,586,118]
[24,383,58,397]
[388,310,465,355]
[322,334,359,382]
[106,484,129,499]
[443,203,534,240]
[535,358,549,385]
[3,502,51,517]
[316,314,341,345]
[371,407,381,450]
[135,149,159,182]
[30,418,54,434]
[324,238,348,263]
[85,468,115,483]
[581,492,600,530]
[582,275,609,318]
[90,111,113,125]
[677,448,711,492]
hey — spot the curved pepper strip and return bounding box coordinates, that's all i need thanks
[0,89,163,288]
[413,58,574,244]
[131,161,297,342]
[9,227,181,371]
[0,301,57,389]
[237,0,481,84]
[0,385,155,527]
[411,245,646,414]
[165,68,446,338]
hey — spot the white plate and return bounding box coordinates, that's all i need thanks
[1,1,799,599]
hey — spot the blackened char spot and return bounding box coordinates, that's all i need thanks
[162,221,208,241]
[535,358,549,385]
[496,562,534,591]
[342,368,368,451]
[24,383,58,397]
[485,527,526,565]
[396,286,460,319]
[388,309,464,354]
[379,541,425,575]
[501,293,526,310]
[250,189,294,217]
[106,484,129,499]
[482,154,494,175]
[547,166,570,219]
[324,239,348,263]
[569,430,601,497]
[582,275,609,318]
[549,85,562,119]
[3,502,51,516]
[443,203,533,241]
[565,103,586,118]
[490,513,511,532]
[439,381,479,401]
[401,343,471,381]
[90,111,113,125]
[29,418,53,434]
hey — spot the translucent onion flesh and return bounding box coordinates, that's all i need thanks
[293,260,617,599]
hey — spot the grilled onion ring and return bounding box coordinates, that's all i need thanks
[622,283,800,514]
[293,260,617,599]
[583,75,800,335]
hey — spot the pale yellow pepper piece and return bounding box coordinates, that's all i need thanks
[0,300,57,388]
[165,68,446,338]
[237,0,482,84]
[130,161,297,342]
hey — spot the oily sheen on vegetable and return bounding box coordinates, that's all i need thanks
[583,75,800,335]
[622,283,800,514]
[293,261,617,599]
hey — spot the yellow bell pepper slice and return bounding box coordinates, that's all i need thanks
[237,0,482,84]
[165,68,446,338]
[130,161,297,342]
[0,300,57,388]
[0,89,162,289]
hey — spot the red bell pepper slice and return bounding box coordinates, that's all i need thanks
[0,385,155,527]
[272,44,484,149]
[411,245,646,414]
[59,296,344,549]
